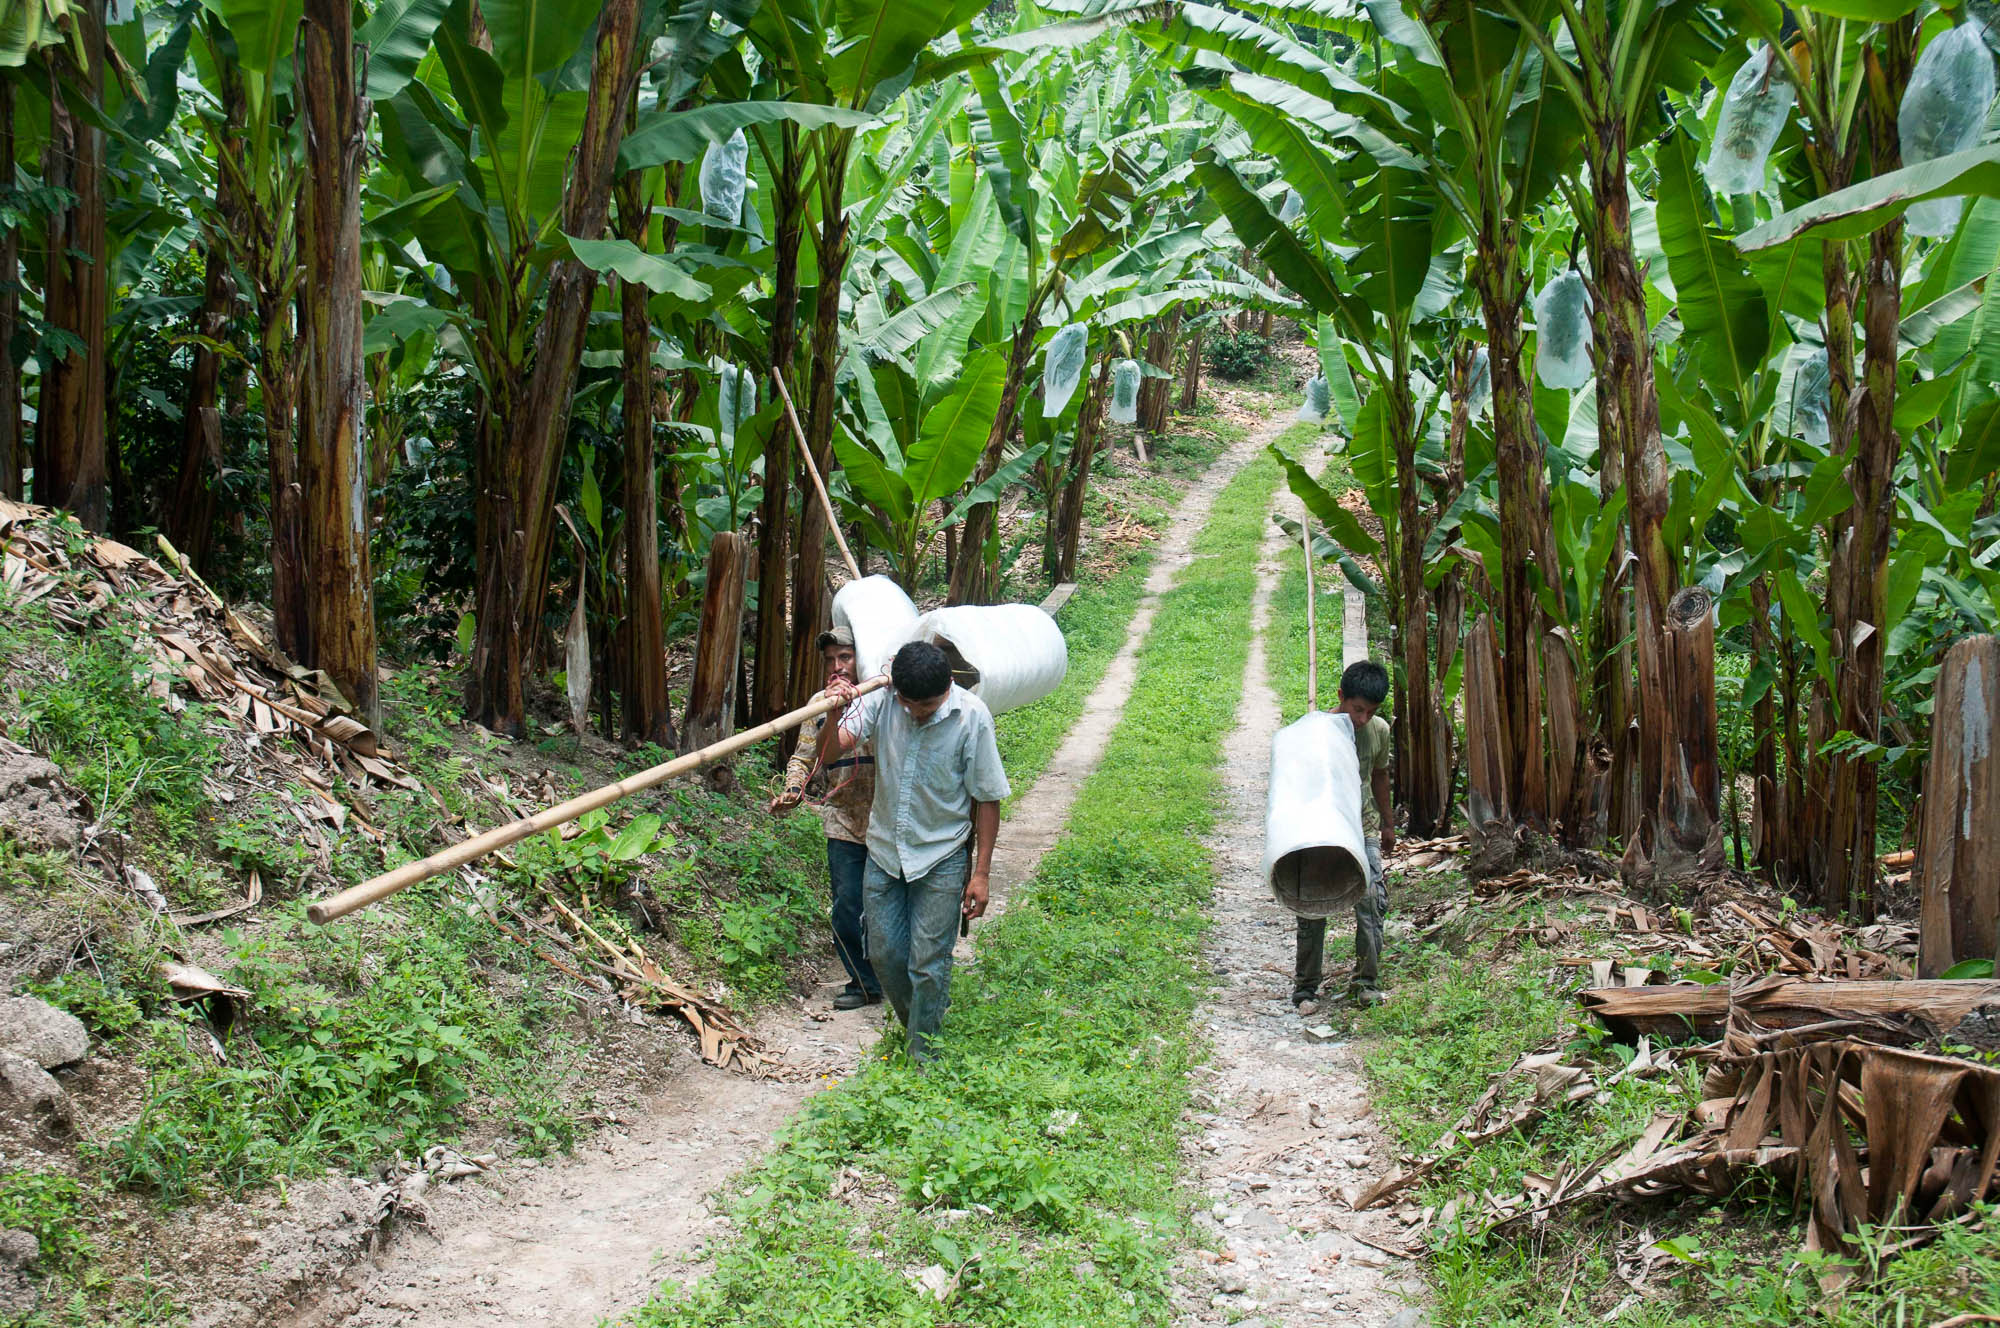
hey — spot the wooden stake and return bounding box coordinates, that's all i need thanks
[1302,520,1318,711]
[771,367,860,582]
[307,675,891,924]
[1918,634,1999,976]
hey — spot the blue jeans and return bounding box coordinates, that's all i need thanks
[863,844,971,1062]
[825,838,879,998]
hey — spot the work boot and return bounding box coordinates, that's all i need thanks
[1293,992,1321,1017]
[833,988,881,1011]
[1347,983,1386,1008]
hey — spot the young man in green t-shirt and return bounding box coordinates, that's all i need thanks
[1294,660,1394,1013]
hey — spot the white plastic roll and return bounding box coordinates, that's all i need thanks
[913,604,1068,715]
[831,575,920,682]
[1263,710,1369,917]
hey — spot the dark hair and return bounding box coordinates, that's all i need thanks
[1339,659,1389,706]
[890,641,953,701]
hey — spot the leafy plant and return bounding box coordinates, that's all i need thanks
[1205,330,1272,380]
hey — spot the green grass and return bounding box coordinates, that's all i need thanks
[623,453,1284,1328]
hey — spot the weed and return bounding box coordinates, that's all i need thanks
[1206,330,1273,380]
[0,600,217,846]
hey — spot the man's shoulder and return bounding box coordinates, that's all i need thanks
[1363,713,1392,740]
[949,684,997,728]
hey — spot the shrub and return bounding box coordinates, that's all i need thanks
[1205,329,1271,380]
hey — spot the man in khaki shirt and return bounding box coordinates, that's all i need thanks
[771,628,880,1010]
[1295,660,1394,1013]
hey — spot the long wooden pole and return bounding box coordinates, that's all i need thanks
[308,675,891,924]
[1302,520,1318,712]
[771,367,860,581]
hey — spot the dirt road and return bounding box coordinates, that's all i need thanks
[1173,450,1424,1327]
[285,423,1278,1328]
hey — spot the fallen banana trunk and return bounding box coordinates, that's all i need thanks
[1579,976,2000,1046]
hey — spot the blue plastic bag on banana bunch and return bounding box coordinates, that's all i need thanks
[1278,189,1305,225]
[700,129,749,225]
[1042,323,1088,418]
[1704,45,1795,196]
[1264,711,1369,917]
[1901,24,1998,237]
[1970,1,2000,55]
[1777,345,1831,449]
[832,576,920,683]
[1465,346,1492,418]
[1109,358,1142,424]
[1533,269,1593,391]
[1297,376,1331,422]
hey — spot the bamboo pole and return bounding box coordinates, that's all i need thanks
[1302,520,1318,712]
[771,367,860,581]
[307,675,891,924]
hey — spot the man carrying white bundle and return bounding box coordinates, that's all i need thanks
[819,641,1009,1062]
[1294,660,1395,1014]
[771,627,881,1011]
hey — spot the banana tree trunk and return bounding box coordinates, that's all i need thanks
[1427,343,1473,830]
[1799,80,1863,898]
[1472,219,1559,829]
[1389,375,1446,838]
[1136,307,1179,433]
[36,4,110,532]
[1582,108,1652,851]
[168,209,236,571]
[787,135,853,725]
[0,78,19,501]
[617,143,672,749]
[259,288,309,661]
[296,0,379,728]
[1749,572,1786,879]
[1822,24,1914,917]
[947,312,1039,606]
[468,0,641,736]
[750,128,805,724]
[1053,349,1113,584]
[1179,316,1204,412]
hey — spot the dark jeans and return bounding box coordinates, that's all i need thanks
[1294,839,1386,1002]
[863,844,971,1061]
[826,838,880,998]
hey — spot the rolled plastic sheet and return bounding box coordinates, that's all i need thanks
[1703,45,1795,197]
[1263,710,1369,918]
[1901,24,1997,237]
[831,575,920,682]
[913,604,1069,715]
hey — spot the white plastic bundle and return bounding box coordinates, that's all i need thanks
[1533,269,1593,391]
[700,129,749,224]
[913,604,1068,715]
[831,575,919,682]
[1109,358,1142,424]
[1705,45,1795,196]
[1298,376,1331,422]
[1901,24,1997,237]
[1042,323,1088,418]
[1263,710,1369,918]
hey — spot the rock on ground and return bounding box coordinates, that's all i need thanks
[0,1227,41,1324]
[0,995,90,1069]
[0,750,86,853]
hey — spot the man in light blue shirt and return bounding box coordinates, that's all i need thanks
[819,640,1010,1061]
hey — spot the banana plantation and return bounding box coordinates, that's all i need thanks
[3,0,2000,1321]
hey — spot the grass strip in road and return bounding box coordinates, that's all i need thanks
[625,453,1283,1328]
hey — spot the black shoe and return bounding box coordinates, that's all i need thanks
[833,989,881,1011]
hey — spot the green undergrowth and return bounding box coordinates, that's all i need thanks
[624,454,1283,1328]
[1318,868,2000,1327]
[993,412,1252,809]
